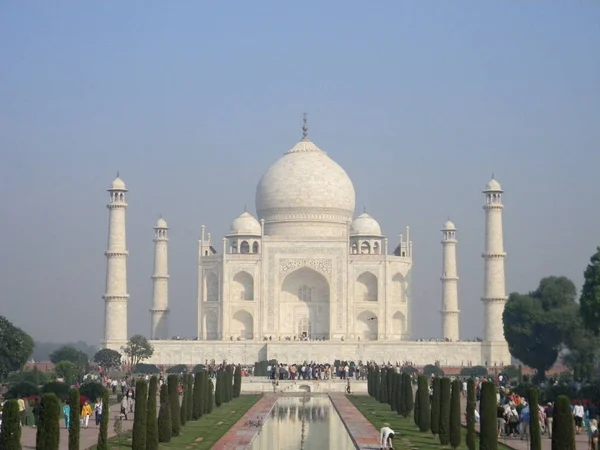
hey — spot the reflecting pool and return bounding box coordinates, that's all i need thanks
[250,395,356,450]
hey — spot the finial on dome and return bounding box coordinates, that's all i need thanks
[117,171,120,177]
[244,204,247,212]
[363,206,367,213]
[301,113,308,140]
[492,172,495,179]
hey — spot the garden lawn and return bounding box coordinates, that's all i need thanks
[347,395,511,450]
[96,394,261,450]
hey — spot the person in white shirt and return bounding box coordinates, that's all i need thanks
[573,401,585,434]
[379,423,395,450]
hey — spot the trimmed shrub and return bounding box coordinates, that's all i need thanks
[207,378,214,414]
[460,365,488,377]
[192,372,203,420]
[36,393,61,450]
[479,381,497,450]
[215,371,222,407]
[551,395,576,450]
[529,387,541,450]
[134,363,160,374]
[78,382,105,403]
[146,376,159,450]
[166,364,188,374]
[68,389,80,450]
[413,385,420,426]
[395,372,403,416]
[450,379,462,449]
[132,379,148,450]
[379,370,388,404]
[167,374,181,436]
[157,383,171,443]
[466,378,476,450]
[430,377,441,436]
[41,381,70,401]
[186,374,194,421]
[439,377,451,445]
[417,375,430,432]
[5,381,40,399]
[180,376,188,426]
[96,389,109,450]
[389,372,397,411]
[403,373,414,418]
[233,365,242,398]
[386,368,394,405]
[423,364,444,377]
[0,399,22,450]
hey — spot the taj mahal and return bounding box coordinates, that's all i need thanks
[102,118,511,367]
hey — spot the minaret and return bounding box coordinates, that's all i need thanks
[481,176,510,365]
[150,217,170,340]
[103,175,129,346]
[441,220,459,341]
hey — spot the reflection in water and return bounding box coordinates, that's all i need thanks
[250,395,356,450]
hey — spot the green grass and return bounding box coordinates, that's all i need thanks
[347,395,512,450]
[97,395,261,450]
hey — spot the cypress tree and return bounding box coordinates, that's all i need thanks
[479,381,497,450]
[132,379,148,450]
[395,372,403,415]
[157,384,171,443]
[96,389,110,450]
[403,373,414,417]
[167,374,181,436]
[450,379,462,450]
[466,378,476,450]
[551,395,576,450]
[439,377,451,446]
[374,369,381,401]
[413,384,420,426]
[529,388,541,450]
[207,378,214,414]
[0,399,22,450]
[417,375,430,432]
[186,374,194,421]
[146,376,159,450]
[215,371,223,407]
[386,368,394,404]
[389,372,397,411]
[233,365,242,398]
[367,368,372,396]
[430,377,441,436]
[192,372,203,420]
[180,376,188,426]
[201,371,208,415]
[36,393,61,450]
[379,370,388,403]
[68,388,80,450]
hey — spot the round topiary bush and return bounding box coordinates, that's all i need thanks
[423,364,444,377]
[78,382,105,403]
[6,381,40,399]
[41,381,70,401]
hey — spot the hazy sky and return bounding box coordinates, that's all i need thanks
[1,1,599,345]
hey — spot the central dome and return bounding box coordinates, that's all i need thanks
[255,136,355,237]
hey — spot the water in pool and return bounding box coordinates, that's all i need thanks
[250,395,357,449]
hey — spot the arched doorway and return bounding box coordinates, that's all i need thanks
[393,311,406,337]
[281,267,330,340]
[232,310,254,339]
[205,310,218,340]
[356,311,378,341]
[392,273,407,302]
[232,271,254,301]
[356,272,378,302]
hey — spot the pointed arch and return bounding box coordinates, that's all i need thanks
[252,241,259,254]
[360,241,371,254]
[240,240,250,254]
[206,272,219,302]
[393,311,406,336]
[232,271,254,301]
[356,272,378,302]
[392,273,407,302]
[356,311,378,340]
[205,310,218,340]
[232,310,253,339]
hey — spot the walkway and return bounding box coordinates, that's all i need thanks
[329,393,380,450]
[20,401,134,449]
[211,394,277,449]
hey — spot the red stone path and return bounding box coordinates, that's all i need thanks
[329,393,381,449]
[211,394,277,449]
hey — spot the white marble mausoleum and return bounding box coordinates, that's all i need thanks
[102,119,511,367]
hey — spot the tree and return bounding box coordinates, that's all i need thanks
[68,388,80,450]
[157,383,171,443]
[423,364,444,377]
[166,364,188,374]
[36,393,61,450]
[449,379,462,450]
[207,378,214,414]
[193,372,203,419]
[479,381,497,450]
[0,316,34,380]
[49,346,88,373]
[121,335,154,370]
[215,371,222,407]
[0,399,22,450]
[459,366,488,377]
[167,374,181,436]
[430,377,441,436]
[186,374,194,421]
[403,373,414,418]
[233,365,242,398]
[132,379,148,450]
[579,247,600,335]
[395,372,403,416]
[466,379,476,450]
[439,377,451,446]
[417,375,430,432]
[54,361,79,385]
[93,348,122,372]
[180,376,188,426]
[551,395,576,450]
[503,277,578,381]
[413,385,420,426]
[96,389,110,450]
[389,372,397,411]
[146,376,159,450]
[78,382,106,403]
[529,388,541,450]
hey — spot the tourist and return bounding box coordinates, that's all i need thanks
[497,403,505,437]
[17,396,26,426]
[120,395,129,420]
[519,402,530,441]
[63,400,71,429]
[588,418,598,450]
[94,398,103,426]
[574,401,585,434]
[379,423,395,450]
[81,400,93,429]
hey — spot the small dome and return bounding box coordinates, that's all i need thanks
[229,211,261,236]
[110,176,126,190]
[155,217,168,228]
[484,178,502,192]
[443,220,456,230]
[351,213,382,236]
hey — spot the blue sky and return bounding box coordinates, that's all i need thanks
[1,1,599,344]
